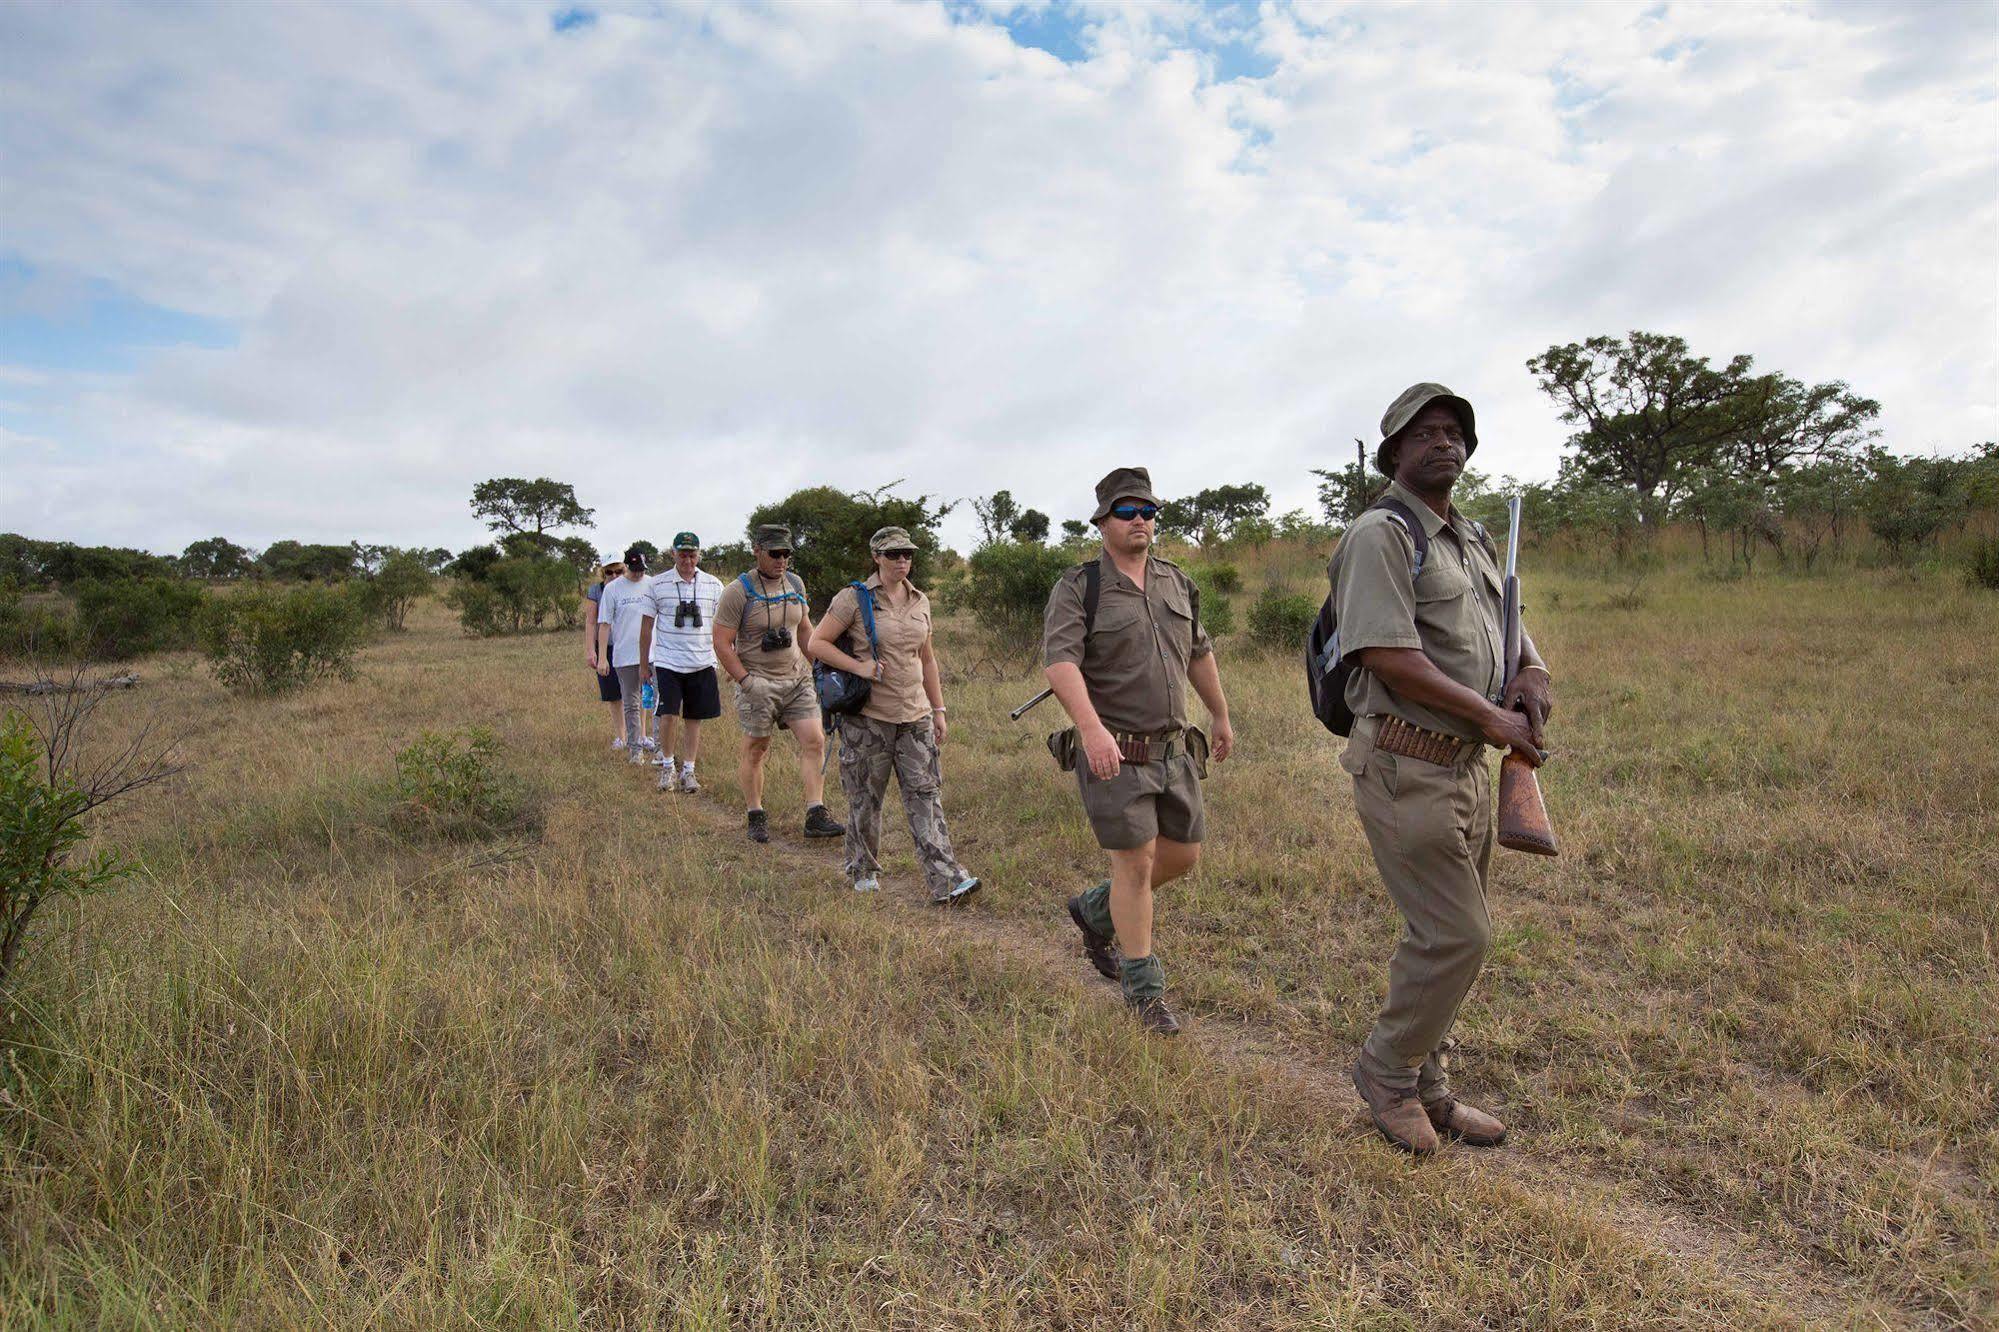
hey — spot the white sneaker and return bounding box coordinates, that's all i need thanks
[852,876,879,893]
[651,752,674,767]
[637,736,660,752]
[678,769,700,794]
[611,737,626,752]
[656,768,676,791]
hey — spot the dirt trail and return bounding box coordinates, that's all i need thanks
[658,783,1940,1331]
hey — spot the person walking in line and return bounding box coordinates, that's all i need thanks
[639,533,724,793]
[585,560,627,751]
[713,525,845,844]
[1043,467,1235,1036]
[808,526,979,904]
[1331,382,1553,1156]
[596,547,654,763]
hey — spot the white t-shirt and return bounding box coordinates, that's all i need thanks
[644,569,723,672]
[599,575,653,667]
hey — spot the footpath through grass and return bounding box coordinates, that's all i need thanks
[2,565,1994,1329]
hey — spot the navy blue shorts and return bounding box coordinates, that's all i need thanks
[595,668,622,702]
[654,666,722,720]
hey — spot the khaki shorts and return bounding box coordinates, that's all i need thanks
[732,673,820,738]
[1076,754,1204,851]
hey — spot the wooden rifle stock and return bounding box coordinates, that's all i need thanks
[1497,495,1559,856]
[1497,751,1558,856]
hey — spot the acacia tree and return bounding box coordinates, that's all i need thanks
[1159,483,1270,547]
[971,490,1021,548]
[469,478,595,543]
[1009,510,1051,545]
[1723,374,1880,477]
[178,537,255,580]
[1527,331,1751,514]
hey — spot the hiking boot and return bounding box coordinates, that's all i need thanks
[746,809,770,844]
[929,876,982,906]
[803,805,845,838]
[1067,894,1122,982]
[678,768,700,794]
[1127,995,1181,1037]
[1350,1059,1439,1156]
[1426,1096,1508,1147]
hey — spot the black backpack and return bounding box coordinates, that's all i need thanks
[1305,498,1428,737]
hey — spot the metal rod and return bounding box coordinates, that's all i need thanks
[1505,494,1522,582]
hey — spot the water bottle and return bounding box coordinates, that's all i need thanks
[640,680,657,711]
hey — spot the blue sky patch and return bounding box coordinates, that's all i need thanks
[552,6,597,35]
[0,256,237,374]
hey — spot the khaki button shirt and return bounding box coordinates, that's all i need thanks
[1327,481,1509,744]
[1042,554,1213,736]
[822,574,933,724]
[715,573,811,681]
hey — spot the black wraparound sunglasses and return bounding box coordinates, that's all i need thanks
[1109,503,1159,521]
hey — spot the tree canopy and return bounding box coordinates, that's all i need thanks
[469,477,595,540]
[744,483,953,612]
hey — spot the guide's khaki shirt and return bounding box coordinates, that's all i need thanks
[1328,480,1517,744]
[716,572,811,681]
[822,574,934,724]
[1043,554,1213,737]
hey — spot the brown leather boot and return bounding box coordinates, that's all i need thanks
[1425,1096,1508,1147]
[1350,1060,1438,1156]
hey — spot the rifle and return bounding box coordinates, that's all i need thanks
[1010,687,1053,721]
[1497,495,1559,856]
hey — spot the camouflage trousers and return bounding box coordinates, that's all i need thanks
[836,714,964,900]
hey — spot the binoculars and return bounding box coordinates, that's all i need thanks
[760,627,793,653]
[674,601,703,629]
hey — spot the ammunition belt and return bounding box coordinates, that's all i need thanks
[1112,729,1181,764]
[1372,715,1478,766]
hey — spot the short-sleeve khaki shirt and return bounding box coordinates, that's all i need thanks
[822,574,934,724]
[716,572,811,681]
[1327,480,1505,742]
[1042,554,1213,736]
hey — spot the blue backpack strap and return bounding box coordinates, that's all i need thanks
[736,571,758,629]
[850,581,879,654]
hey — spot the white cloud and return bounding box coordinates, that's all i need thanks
[0,0,1991,556]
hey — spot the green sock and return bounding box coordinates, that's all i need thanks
[1078,880,1115,938]
[1120,954,1165,1003]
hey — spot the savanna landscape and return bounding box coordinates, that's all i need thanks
[2,522,1994,1329]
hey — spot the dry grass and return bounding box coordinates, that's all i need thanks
[1,556,1994,1329]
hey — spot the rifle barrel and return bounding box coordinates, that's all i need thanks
[1504,494,1522,583]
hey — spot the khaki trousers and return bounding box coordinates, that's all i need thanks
[1351,740,1493,1100]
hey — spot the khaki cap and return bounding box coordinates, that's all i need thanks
[752,523,793,550]
[1091,466,1162,523]
[1377,383,1478,475]
[869,525,916,553]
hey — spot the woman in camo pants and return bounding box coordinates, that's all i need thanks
[806,525,980,905]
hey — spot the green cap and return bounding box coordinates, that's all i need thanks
[1377,383,1477,476]
[1090,466,1161,523]
[671,531,700,551]
[752,523,793,550]
[869,525,916,554]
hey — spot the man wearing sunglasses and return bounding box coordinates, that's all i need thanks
[1331,383,1553,1156]
[1042,467,1235,1036]
[714,524,845,844]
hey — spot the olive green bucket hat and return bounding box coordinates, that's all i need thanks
[1376,383,1477,476]
[751,523,793,551]
[1091,466,1162,523]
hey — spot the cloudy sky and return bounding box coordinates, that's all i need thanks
[2,0,1993,557]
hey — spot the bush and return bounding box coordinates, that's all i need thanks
[392,727,533,838]
[71,577,208,660]
[1968,536,1999,592]
[958,541,1077,659]
[200,584,370,694]
[1181,563,1236,637]
[0,585,74,658]
[353,551,432,631]
[446,556,575,636]
[1248,586,1318,651]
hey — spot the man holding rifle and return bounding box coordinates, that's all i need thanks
[1330,383,1553,1155]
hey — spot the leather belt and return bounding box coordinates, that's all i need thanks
[1372,715,1478,766]
[1112,729,1181,764]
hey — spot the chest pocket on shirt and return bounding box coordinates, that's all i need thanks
[1157,584,1196,663]
[1087,599,1146,671]
[1412,563,1475,649]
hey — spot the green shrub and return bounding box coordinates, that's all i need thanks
[392,727,533,838]
[1248,586,1319,652]
[0,585,74,658]
[0,712,123,990]
[1968,536,1999,591]
[71,577,208,660]
[352,551,432,631]
[199,584,370,694]
[958,542,1077,659]
[446,556,575,636]
[1181,564,1236,637]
